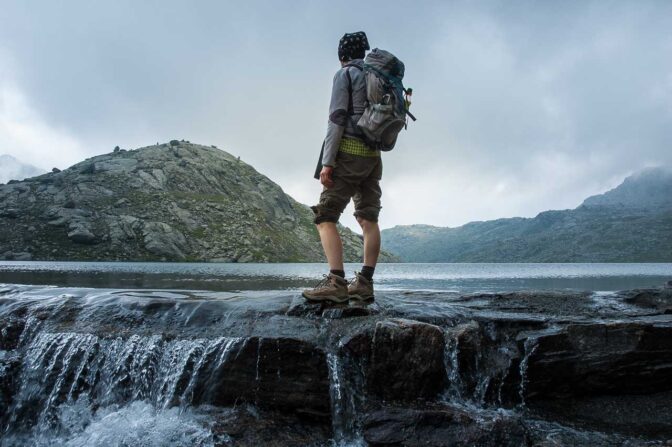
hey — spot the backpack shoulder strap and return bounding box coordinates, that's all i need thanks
[343,63,363,115]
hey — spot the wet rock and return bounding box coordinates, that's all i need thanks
[522,322,672,400]
[285,296,380,319]
[322,302,378,319]
[210,405,332,446]
[207,337,330,417]
[443,317,548,407]
[0,316,25,350]
[0,353,21,421]
[285,296,324,318]
[1,286,671,444]
[528,390,672,440]
[619,288,672,313]
[363,404,529,447]
[344,318,446,402]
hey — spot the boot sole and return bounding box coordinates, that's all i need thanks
[349,293,374,301]
[301,292,350,304]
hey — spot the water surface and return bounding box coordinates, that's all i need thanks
[0,261,669,293]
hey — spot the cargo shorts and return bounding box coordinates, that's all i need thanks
[311,150,383,224]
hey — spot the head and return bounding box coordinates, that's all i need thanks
[338,31,370,64]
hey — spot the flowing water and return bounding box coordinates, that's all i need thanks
[1,261,670,445]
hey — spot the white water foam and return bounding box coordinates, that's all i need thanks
[1,399,217,447]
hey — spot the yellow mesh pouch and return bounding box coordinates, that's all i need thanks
[338,137,380,157]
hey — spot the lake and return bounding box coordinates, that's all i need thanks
[0,261,670,293]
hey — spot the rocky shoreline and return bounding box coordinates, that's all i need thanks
[1,283,671,445]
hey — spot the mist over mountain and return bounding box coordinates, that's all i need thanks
[382,167,672,262]
[582,167,672,210]
[0,154,46,184]
[0,142,394,262]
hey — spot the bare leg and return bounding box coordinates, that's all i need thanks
[357,217,380,267]
[317,222,344,271]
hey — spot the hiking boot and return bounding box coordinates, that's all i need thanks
[348,272,374,301]
[302,273,349,303]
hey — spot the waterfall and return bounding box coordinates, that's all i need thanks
[4,332,241,434]
[518,337,539,406]
[444,335,465,401]
[443,327,522,408]
[327,352,364,447]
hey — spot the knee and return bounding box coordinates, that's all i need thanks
[357,217,378,233]
[317,221,338,233]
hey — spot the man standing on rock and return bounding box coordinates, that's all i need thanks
[303,31,381,303]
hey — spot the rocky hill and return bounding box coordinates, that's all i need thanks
[382,167,672,262]
[0,141,391,262]
[0,154,45,184]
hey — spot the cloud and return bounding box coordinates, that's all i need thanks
[0,50,88,170]
[0,0,671,232]
[379,1,672,227]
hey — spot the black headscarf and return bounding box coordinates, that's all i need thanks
[338,31,370,61]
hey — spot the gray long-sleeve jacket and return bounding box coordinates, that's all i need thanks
[321,59,368,167]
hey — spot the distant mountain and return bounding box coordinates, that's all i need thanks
[382,167,672,262]
[0,154,46,184]
[0,141,396,262]
[582,167,672,210]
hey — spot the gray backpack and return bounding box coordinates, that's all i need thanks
[354,48,416,151]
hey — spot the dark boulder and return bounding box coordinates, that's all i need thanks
[344,319,446,402]
[363,405,529,447]
[205,337,330,417]
[522,322,672,400]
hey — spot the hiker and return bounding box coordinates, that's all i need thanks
[302,31,381,303]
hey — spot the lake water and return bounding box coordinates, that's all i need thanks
[0,261,670,293]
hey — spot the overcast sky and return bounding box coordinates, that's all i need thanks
[1,0,671,232]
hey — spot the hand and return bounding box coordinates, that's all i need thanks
[320,166,335,188]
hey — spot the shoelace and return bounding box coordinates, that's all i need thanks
[349,272,373,286]
[348,272,359,287]
[313,274,331,290]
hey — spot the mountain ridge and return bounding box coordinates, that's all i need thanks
[382,167,672,262]
[0,141,395,262]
